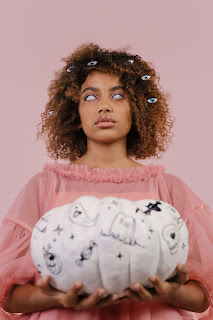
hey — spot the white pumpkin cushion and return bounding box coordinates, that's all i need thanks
[30,196,189,296]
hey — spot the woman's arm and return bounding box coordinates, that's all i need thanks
[2,276,121,314]
[125,264,209,313]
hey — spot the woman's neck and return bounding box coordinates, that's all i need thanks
[70,142,142,169]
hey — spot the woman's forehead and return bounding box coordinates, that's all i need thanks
[82,71,121,88]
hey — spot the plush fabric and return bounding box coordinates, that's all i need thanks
[30,196,189,295]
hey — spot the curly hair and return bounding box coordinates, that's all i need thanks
[36,42,175,161]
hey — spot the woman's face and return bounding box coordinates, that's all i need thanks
[78,71,132,146]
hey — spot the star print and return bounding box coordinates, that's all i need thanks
[70,234,75,240]
[148,227,154,233]
[117,253,124,260]
[182,243,186,249]
[54,224,63,236]
[112,200,118,205]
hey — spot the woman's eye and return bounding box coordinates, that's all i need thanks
[84,95,96,101]
[112,93,123,99]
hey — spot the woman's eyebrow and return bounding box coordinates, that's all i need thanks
[81,86,124,95]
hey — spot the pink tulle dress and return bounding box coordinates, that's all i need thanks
[0,162,213,320]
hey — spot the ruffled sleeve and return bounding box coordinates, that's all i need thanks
[0,171,50,307]
[161,172,213,319]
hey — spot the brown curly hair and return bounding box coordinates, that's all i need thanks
[37,42,175,161]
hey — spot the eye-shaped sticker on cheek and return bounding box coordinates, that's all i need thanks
[87,60,98,66]
[66,66,75,72]
[141,75,151,80]
[148,98,158,104]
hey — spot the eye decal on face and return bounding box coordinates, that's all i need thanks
[147,98,158,103]
[141,75,151,80]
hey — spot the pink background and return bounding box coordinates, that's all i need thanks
[0,0,212,221]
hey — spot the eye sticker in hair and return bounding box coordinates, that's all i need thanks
[49,110,54,116]
[147,98,158,103]
[66,66,75,72]
[128,59,134,64]
[87,60,98,66]
[141,75,151,80]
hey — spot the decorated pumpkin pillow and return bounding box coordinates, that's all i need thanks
[30,196,189,295]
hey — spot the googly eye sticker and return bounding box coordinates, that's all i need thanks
[147,98,158,103]
[128,59,134,64]
[66,66,75,72]
[142,75,151,80]
[87,60,98,66]
[49,110,54,116]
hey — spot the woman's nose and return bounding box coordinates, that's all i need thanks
[98,104,112,113]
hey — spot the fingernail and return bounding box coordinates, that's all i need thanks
[98,289,106,297]
[149,276,156,282]
[133,284,140,290]
[177,263,183,269]
[75,283,82,290]
[111,294,118,301]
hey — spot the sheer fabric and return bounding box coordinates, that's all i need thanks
[0,162,212,319]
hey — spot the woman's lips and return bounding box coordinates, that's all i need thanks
[96,121,116,128]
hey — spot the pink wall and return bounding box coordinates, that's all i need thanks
[0,0,212,221]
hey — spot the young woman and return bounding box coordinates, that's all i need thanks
[0,43,212,320]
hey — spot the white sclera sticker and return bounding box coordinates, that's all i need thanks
[147,98,158,103]
[87,60,98,66]
[66,66,75,72]
[142,75,151,80]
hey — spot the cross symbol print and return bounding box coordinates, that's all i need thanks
[144,201,162,215]
[54,224,63,236]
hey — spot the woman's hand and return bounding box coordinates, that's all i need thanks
[124,263,189,303]
[37,275,125,310]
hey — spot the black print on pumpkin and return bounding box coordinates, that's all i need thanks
[117,252,124,259]
[43,245,63,274]
[36,215,52,233]
[162,224,180,255]
[68,203,98,227]
[75,240,97,267]
[173,216,183,229]
[53,224,63,236]
[144,201,162,215]
[101,212,146,248]
[167,205,184,229]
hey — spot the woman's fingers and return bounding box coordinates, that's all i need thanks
[131,283,153,301]
[149,276,169,295]
[175,263,189,284]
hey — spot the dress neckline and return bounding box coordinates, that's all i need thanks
[43,161,165,183]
